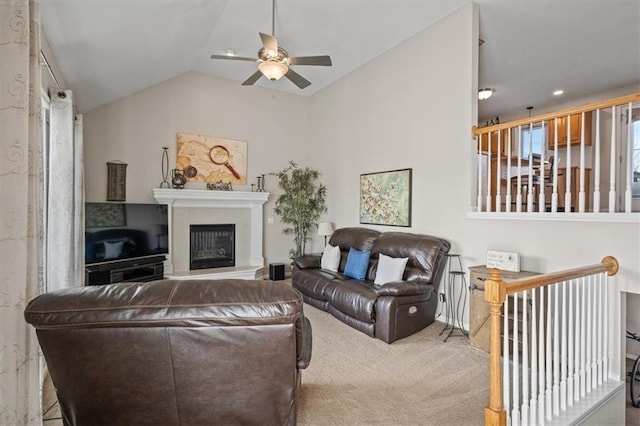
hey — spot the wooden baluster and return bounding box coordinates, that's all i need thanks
[496,130,502,212]
[560,282,567,411]
[506,129,513,212]
[487,133,493,212]
[527,123,534,213]
[579,111,586,212]
[602,271,609,383]
[574,280,581,402]
[594,109,601,213]
[586,276,593,392]
[565,115,572,212]
[477,135,483,212]
[522,290,529,425]
[568,278,574,406]
[504,295,511,419]
[553,283,560,416]
[513,292,520,425]
[546,284,553,421]
[517,125,523,213]
[530,288,538,425]
[597,273,603,385]
[625,102,633,212]
[591,275,598,390]
[580,277,586,398]
[538,121,547,212]
[609,105,617,212]
[552,118,559,213]
[485,269,507,426]
[538,286,547,424]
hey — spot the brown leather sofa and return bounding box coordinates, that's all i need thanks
[292,227,450,343]
[24,279,312,426]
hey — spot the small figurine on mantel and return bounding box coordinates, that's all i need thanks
[171,169,187,189]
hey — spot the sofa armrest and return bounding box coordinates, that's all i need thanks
[296,316,312,369]
[376,280,435,297]
[292,255,321,269]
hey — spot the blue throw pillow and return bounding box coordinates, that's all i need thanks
[343,247,371,280]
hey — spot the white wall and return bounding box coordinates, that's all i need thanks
[308,3,639,378]
[83,72,310,263]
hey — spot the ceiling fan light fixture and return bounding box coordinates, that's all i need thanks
[258,60,288,80]
[478,88,495,100]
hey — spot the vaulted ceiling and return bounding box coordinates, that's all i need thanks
[40,1,640,121]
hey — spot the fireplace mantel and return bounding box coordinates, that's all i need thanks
[152,188,269,208]
[152,188,270,279]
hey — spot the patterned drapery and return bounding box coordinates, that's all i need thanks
[0,0,45,423]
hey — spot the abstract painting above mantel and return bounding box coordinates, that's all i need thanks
[176,132,247,184]
[359,168,412,227]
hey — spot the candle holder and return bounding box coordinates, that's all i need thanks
[160,147,170,188]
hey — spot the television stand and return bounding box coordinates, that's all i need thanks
[85,255,165,286]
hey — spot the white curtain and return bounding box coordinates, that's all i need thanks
[46,90,84,291]
[0,0,45,423]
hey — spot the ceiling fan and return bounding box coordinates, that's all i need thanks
[210,0,332,89]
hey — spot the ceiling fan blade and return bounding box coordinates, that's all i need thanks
[241,70,263,86]
[285,68,311,89]
[259,32,278,55]
[210,54,256,62]
[288,55,332,66]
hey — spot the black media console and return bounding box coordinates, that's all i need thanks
[85,255,165,286]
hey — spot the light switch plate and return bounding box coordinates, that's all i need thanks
[486,250,520,272]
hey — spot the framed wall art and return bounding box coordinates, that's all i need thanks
[359,168,412,227]
[176,132,247,184]
[106,161,127,201]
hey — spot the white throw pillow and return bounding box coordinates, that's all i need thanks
[320,244,340,272]
[374,253,409,285]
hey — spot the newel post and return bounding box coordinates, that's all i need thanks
[484,268,507,426]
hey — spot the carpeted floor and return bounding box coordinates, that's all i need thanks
[297,305,488,425]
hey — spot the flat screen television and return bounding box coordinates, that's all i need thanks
[85,202,168,265]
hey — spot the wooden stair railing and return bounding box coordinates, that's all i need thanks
[484,256,619,426]
[472,93,640,214]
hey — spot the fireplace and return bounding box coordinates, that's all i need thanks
[190,224,235,270]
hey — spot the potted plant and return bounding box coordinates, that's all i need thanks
[272,161,327,258]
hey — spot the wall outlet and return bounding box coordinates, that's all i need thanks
[267,217,274,224]
[486,250,520,272]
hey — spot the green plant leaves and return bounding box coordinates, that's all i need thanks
[272,161,327,258]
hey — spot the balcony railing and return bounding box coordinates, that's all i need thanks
[483,257,621,425]
[472,93,640,218]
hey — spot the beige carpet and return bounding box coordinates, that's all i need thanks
[297,305,488,425]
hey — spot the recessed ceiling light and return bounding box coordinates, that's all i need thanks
[553,89,564,96]
[224,49,236,57]
[478,88,495,100]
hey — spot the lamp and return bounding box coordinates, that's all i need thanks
[317,222,334,246]
[258,61,288,80]
[478,88,495,100]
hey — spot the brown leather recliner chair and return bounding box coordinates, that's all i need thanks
[24,279,312,426]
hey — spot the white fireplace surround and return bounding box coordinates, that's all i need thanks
[152,188,269,280]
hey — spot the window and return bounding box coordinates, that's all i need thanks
[521,126,545,159]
